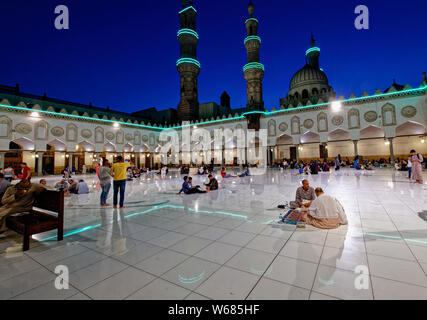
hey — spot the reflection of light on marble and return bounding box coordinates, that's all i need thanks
[179,272,205,284]
[387,182,394,189]
[318,277,334,286]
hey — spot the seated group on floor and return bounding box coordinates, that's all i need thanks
[178,174,219,195]
[53,178,89,195]
[278,179,348,229]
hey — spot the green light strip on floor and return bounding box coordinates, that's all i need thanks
[38,204,248,242]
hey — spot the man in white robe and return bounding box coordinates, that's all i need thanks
[303,187,348,229]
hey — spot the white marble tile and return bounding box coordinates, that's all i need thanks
[1,168,426,300]
[135,249,190,276]
[195,266,260,300]
[247,277,310,300]
[279,240,323,263]
[265,256,318,290]
[312,265,373,300]
[126,278,191,300]
[195,242,241,264]
[83,267,155,300]
[371,276,427,300]
[226,248,275,276]
[245,235,287,254]
[161,257,221,290]
[367,254,427,287]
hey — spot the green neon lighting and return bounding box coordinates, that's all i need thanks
[38,204,248,242]
[165,85,427,130]
[243,62,265,72]
[177,28,199,39]
[0,104,163,130]
[176,58,201,68]
[244,36,261,45]
[306,47,320,56]
[179,6,197,14]
[245,18,259,24]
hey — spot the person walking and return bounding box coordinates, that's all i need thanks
[335,154,341,171]
[99,159,111,206]
[3,166,14,182]
[111,156,131,209]
[410,149,424,184]
[407,156,412,179]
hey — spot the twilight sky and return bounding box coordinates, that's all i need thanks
[0,0,426,113]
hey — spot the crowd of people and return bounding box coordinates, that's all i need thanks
[0,148,425,236]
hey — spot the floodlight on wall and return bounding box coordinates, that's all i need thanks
[421,136,425,144]
[331,101,342,112]
[30,111,40,118]
[384,139,390,146]
[113,122,120,128]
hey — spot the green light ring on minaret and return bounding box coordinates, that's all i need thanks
[176,58,201,68]
[306,47,320,56]
[243,62,264,72]
[177,28,199,39]
[244,36,261,45]
[179,6,197,14]
[245,18,259,24]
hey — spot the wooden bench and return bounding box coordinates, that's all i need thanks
[6,189,64,251]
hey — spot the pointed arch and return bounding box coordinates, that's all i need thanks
[396,121,426,136]
[300,131,320,144]
[360,125,385,139]
[47,139,66,151]
[328,128,350,141]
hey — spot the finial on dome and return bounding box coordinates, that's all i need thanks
[310,33,315,48]
[248,1,255,17]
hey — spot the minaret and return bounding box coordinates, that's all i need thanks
[243,1,264,130]
[306,33,320,69]
[177,0,200,122]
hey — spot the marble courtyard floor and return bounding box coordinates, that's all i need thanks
[1,168,427,300]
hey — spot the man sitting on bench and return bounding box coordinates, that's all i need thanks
[0,179,45,233]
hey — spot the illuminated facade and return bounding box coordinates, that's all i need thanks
[0,1,426,175]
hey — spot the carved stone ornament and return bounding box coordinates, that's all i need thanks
[15,123,32,135]
[51,126,64,137]
[106,132,115,141]
[279,122,288,132]
[142,135,149,142]
[401,106,417,118]
[364,111,378,123]
[81,129,92,139]
[303,119,314,129]
[125,133,133,142]
[331,115,344,126]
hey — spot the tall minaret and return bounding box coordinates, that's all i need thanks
[243,1,264,130]
[177,0,200,122]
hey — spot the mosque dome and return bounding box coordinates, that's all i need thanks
[290,64,329,91]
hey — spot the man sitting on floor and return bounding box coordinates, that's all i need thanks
[205,174,218,193]
[0,179,45,233]
[301,187,348,229]
[182,177,206,194]
[278,179,316,209]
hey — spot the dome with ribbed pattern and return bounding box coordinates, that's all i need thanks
[289,64,329,91]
